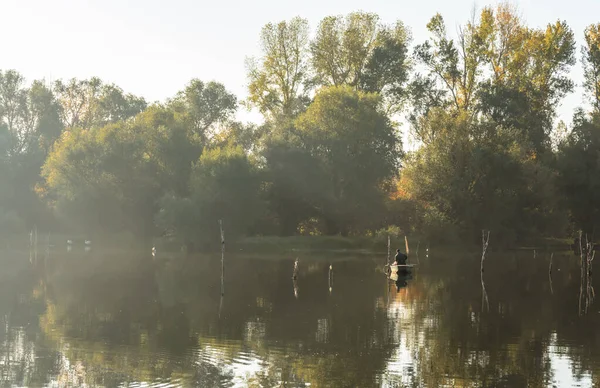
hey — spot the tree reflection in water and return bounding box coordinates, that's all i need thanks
[0,249,597,386]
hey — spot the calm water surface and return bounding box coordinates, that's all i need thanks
[0,247,598,387]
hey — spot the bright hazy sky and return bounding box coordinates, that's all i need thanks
[3,0,600,126]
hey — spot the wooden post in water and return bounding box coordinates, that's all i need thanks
[549,252,554,295]
[44,232,50,265]
[293,260,299,298]
[386,235,391,265]
[328,264,333,294]
[579,230,584,267]
[29,230,33,264]
[219,219,225,296]
[293,258,299,280]
[481,230,490,273]
[34,225,38,264]
[481,273,489,312]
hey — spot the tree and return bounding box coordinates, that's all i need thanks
[26,80,63,154]
[583,23,600,113]
[96,84,147,125]
[0,123,23,234]
[557,111,600,235]
[261,130,327,236]
[402,109,566,244]
[0,71,64,229]
[169,79,237,143]
[41,107,195,241]
[42,78,240,242]
[246,17,311,121]
[477,8,575,152]
[311,12,411,112]
[413,13,486,114]
[311,12,380,88]
[54,77,146,130]
[53,77,101,130]
[42,124,156,240]
[413,5,575,152]
[294,86,400,234]
[156,145,263,250]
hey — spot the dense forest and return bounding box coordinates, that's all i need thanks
[1,4,600,248]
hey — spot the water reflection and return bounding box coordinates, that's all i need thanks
[0,249,598,386]
[481,273,490,312]
[389,270,413,292]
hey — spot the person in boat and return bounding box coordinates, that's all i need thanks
[393,249,408,265]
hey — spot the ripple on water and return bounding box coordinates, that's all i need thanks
[192,340,275,387]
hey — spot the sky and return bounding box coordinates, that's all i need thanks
[2,0,600,130]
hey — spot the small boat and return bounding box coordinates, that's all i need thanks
[388,263,417,275]
[388,263,417,270]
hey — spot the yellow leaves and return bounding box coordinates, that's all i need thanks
[584,24,600,110]
[390,176,411,200]
[529,151,537,161]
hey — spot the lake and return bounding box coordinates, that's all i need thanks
[0,246,598,387]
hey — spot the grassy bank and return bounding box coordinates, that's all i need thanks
[234,235,425,254]
[1,231,577,257]
[233,235,576,255]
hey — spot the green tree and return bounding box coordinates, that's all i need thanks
[0,70,27,141]
[413,5,575,152]
[26,80,63,154]
[311,12,411,112]
[246,17,311,121]
[42,78,240,243]
[41,121,161,240]
[402,110,565,244]
[583,23,600,113]
[0,71,64,229]
[294,86,400,234]
[261,130,326,236]
[477,8,575,152]
[96,83,147,125]
[40,101,205,241]
[156,145,262,250]
[169,79,237,143]
[54,77,146,130]
[413,13,486,114]
[557,111,600,235]
[0,123,23,234]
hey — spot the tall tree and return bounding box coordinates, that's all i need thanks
[157,145,262,249]
[42,120,162,240]
[583,23,600,113]
[96,84,147,125]
[311,12,380,88]
[54,77,146,130]
[413,4,575,152]
[402,111,565,244]
[246,17,311,121]
[557,111,600,236]
[53,77,102,130]
[0,70,28,149]
[170,79,237,143]
[261,129,327,236]
[413,13,487,114]
[295,85,400,234]
[479,10,575,151]
[0,71,64,229]
[311,12,411,112]
[23,80,63,153]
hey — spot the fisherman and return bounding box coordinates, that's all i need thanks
[393,249,408,265]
